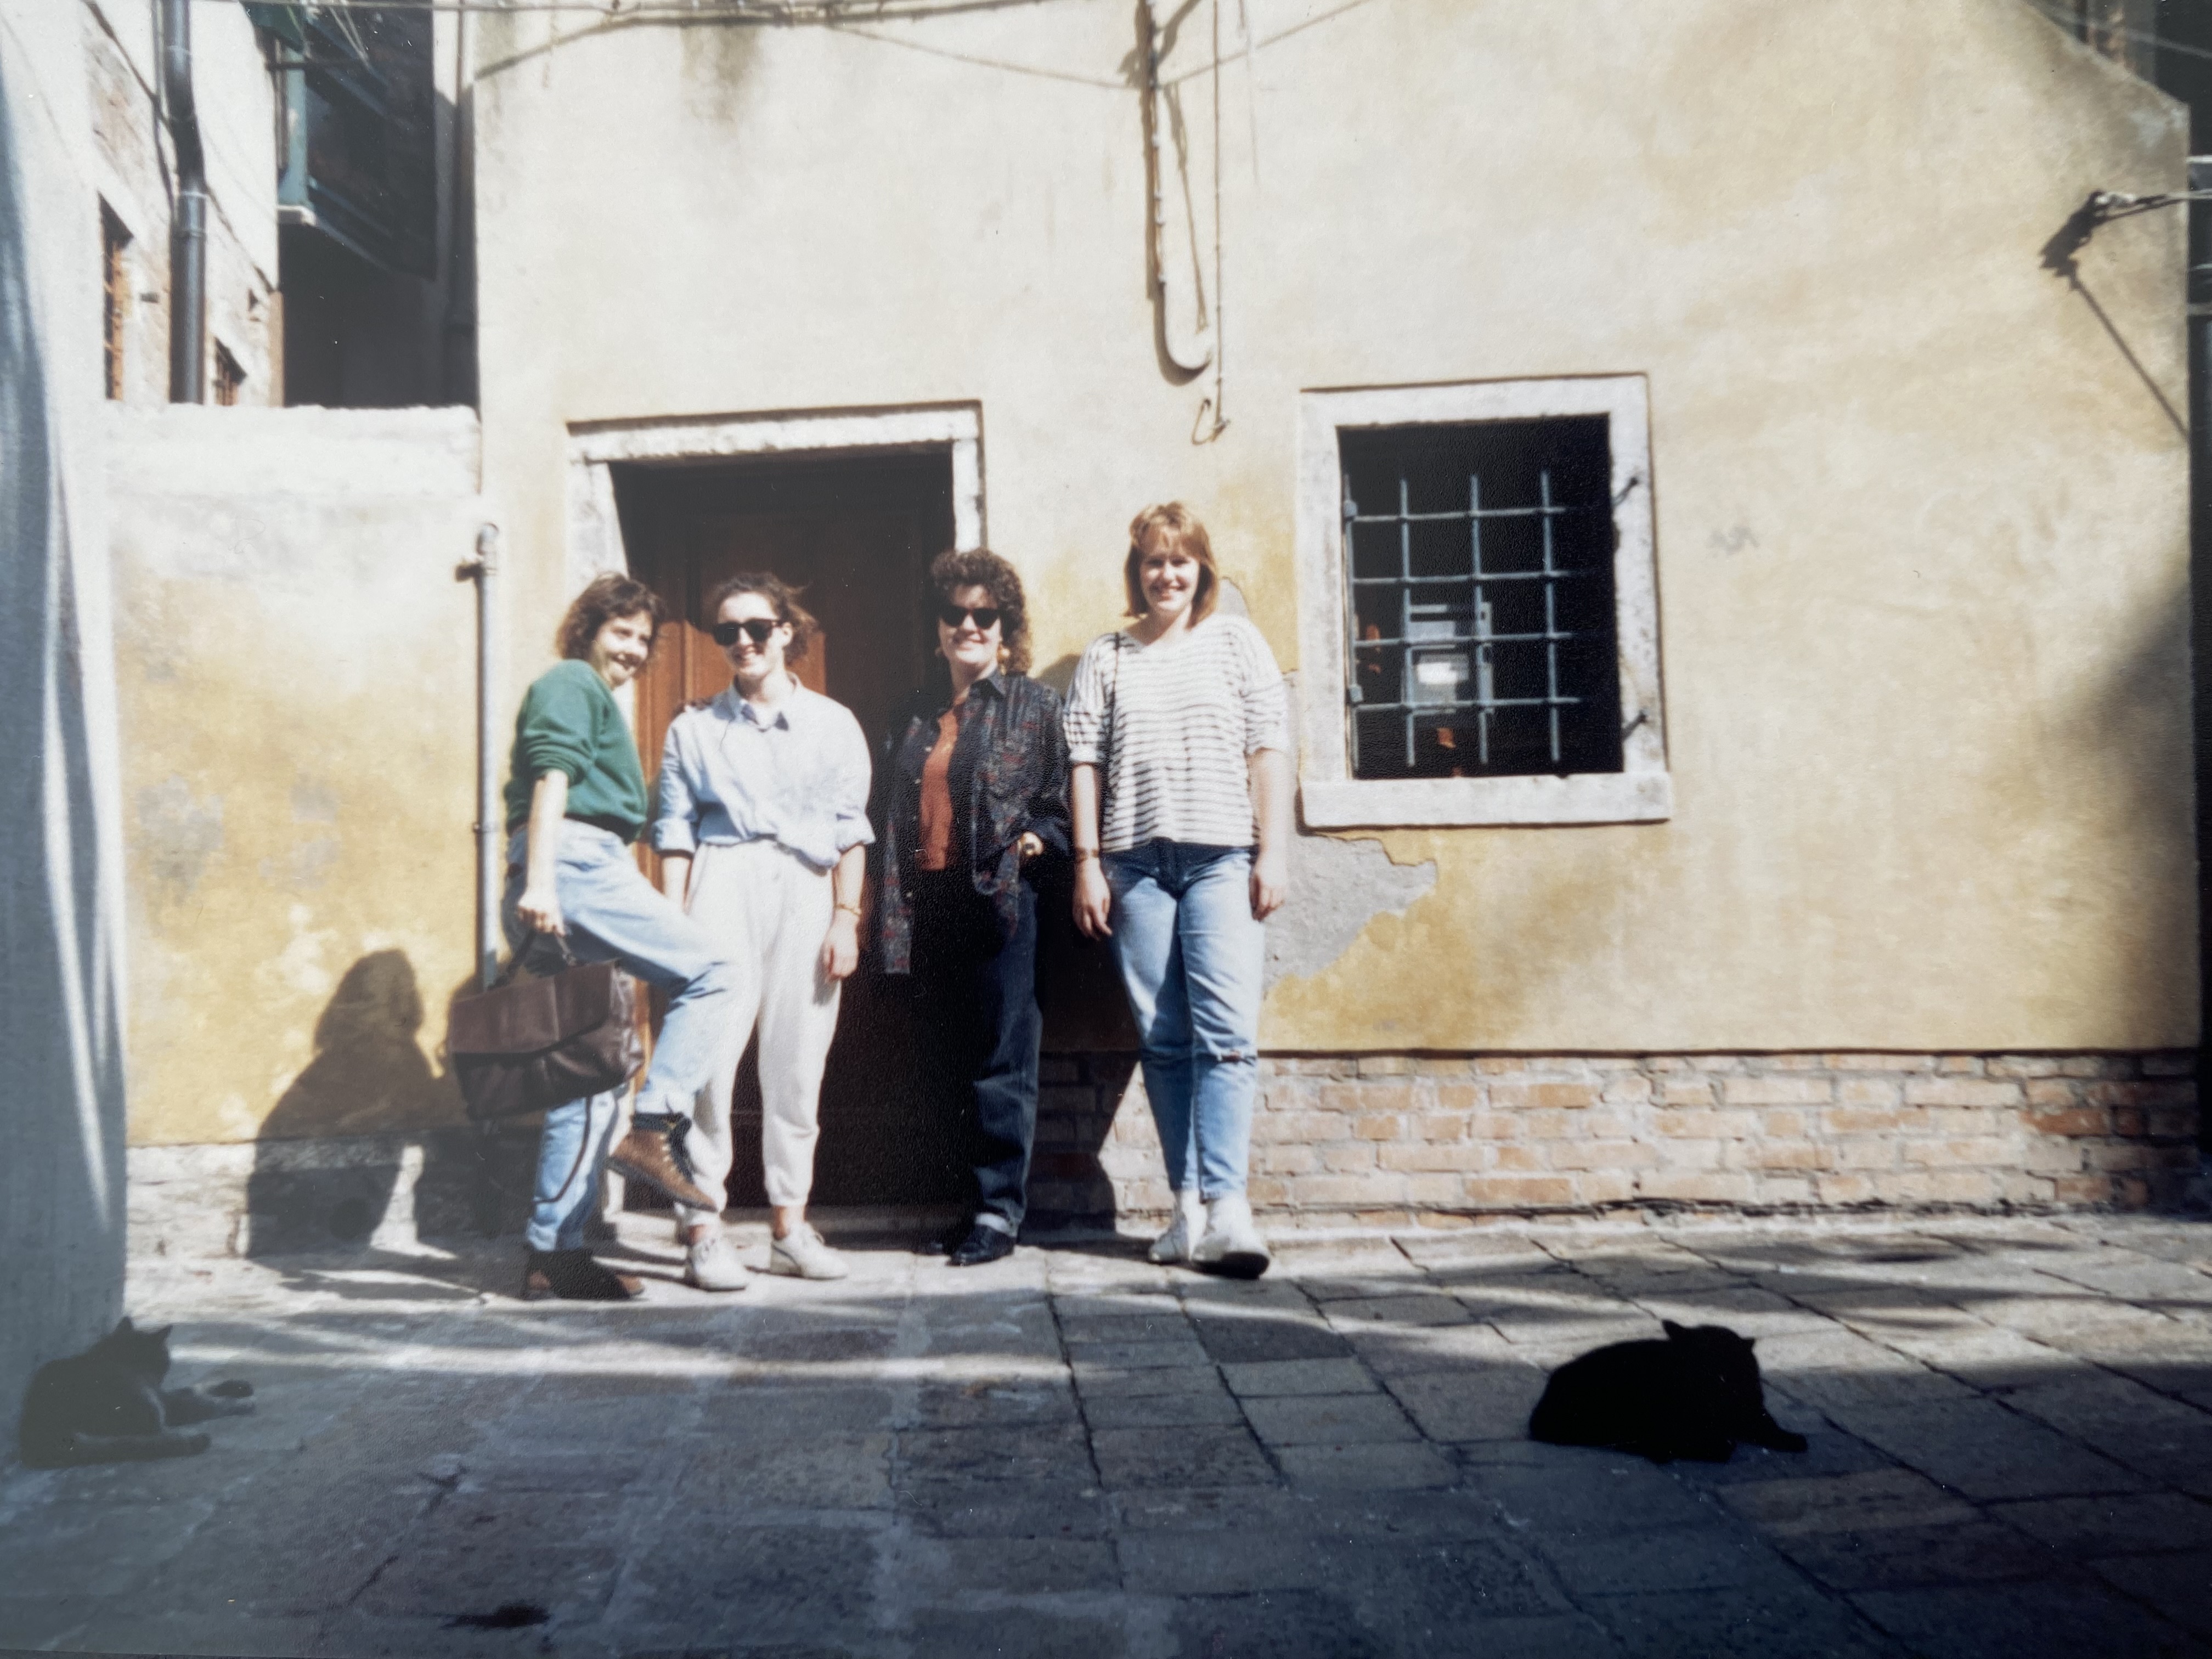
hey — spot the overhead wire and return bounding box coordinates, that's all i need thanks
[2021,0,2212,65]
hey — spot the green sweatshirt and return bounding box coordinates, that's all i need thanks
[503,659,649,842]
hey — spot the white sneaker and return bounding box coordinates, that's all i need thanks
[684,1228,748,1293]
[1190,1193,1271,1279]
[1148,1190,1208,1265]
[768,1222,849,1280]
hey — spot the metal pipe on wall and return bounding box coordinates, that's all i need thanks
[1142,0,1214,376]
[459,524,501,989]
[160,0,207,403]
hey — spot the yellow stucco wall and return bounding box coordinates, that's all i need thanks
[112,408,484,1146]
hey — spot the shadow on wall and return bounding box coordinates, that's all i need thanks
[244,951,521,1254]
[0,42,131,1425]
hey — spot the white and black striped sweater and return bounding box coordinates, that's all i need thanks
[1062,614,1290,853]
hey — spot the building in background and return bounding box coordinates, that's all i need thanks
[13,1,2208,1283]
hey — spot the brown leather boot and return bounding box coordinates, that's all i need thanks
[607,1116,722,1212]
[522,1248,643,1301]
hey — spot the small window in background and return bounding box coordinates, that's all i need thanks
[101,202,129,401]
[213,343,245,407]
[1341,418,1622,781]
[1294,376,1668,828]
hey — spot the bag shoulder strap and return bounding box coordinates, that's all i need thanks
[496,928,578,988]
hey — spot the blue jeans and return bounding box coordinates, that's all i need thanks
[502,822,738,1251]
[910,872,1042,1231]
[1103,841,1265,1201]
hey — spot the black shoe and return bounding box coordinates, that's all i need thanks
[522,1248,642,1301]
[947,1224,1017,1267]
[917,1217,972,1257]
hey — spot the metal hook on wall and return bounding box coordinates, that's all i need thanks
[1143,0,1214,376]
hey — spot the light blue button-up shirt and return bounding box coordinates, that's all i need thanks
[652,684,874,871]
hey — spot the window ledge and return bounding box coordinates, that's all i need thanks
[1300,771,1672,829]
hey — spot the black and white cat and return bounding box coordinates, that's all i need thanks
[1528,1320,1808,1464]
[18,1318,254,1468]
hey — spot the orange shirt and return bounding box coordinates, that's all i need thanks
[916,707,960,871]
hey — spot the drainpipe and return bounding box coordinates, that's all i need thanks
[458,525,501,989]
[161,0,207,403]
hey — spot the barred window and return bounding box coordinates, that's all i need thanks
[1342,418,1621,781]
[1295,377,1669,828]
[213,343,245,407]
[101,202,129,402]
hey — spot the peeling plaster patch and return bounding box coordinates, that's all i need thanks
[136,776,224,898]
[289,839,340,890]
[260,904,338,1002]
[1265,833,1437,990]
[291,780,339,822]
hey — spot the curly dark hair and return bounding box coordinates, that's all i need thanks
[556,572,665,662]
[706,571,819,664]
[929,548,1031,675]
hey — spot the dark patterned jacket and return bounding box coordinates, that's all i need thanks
[873,670,1070,974]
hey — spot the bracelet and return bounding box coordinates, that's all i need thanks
[1074,849,1102,864]
[834,902,862,917]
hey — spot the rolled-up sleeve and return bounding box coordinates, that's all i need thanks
[1062,636,1111,766]
[651,720,702,854]
[1236,623,1292,756]
[830,709,876,854]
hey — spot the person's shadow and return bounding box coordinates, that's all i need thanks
[245,950,511,1257]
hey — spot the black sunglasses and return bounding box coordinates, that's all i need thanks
[937,603,1003,631]
[711,618,780,648]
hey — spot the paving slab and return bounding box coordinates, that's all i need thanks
[1852,1578,2198,1659]
[1768,1519,2068,1591]
[1241,1391,1421,1447]
[2090,1551,2212,1639]
[1589,1583,1903,1658]
[1080,1383,1247,1429]
[1385,1362,1547,1442]
[1990,1492,2212,1555]
[1274,1441,1457,1490]
[1218,1356,1376,1396]
[1838,1398,2152,1501]
[1088,1424,1276,1489]
[1188,1312,1353,1364]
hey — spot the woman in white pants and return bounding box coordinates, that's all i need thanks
[652,573,872,1289]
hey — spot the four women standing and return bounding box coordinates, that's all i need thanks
[500,504,1288,1295]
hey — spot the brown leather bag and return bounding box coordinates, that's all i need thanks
[447,938,643,1122]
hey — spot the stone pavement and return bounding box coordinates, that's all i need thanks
[3,1214,2211,1658]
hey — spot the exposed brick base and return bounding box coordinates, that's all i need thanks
[1027,1051,2205,1228]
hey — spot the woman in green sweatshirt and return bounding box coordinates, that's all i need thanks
[501,573,738,1301]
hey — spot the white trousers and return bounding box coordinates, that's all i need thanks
[678,839,843,1218]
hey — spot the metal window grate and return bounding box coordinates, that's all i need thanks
[1341,419,1622,781]
[101,203,129,402]
[213,343,245,407]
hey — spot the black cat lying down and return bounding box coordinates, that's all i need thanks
[19,1318,254,1468]
[1528,1320,1808,1464]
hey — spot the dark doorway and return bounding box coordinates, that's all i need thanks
[616,450,964,1207]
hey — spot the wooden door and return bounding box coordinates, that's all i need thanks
[622,455,964,1209]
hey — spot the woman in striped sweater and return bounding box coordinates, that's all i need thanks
[1065,504,1294,1278]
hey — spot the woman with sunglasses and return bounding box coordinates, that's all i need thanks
[651,573,873,1289]
[504,573,740,1301]
[876,551,1069,1267]
[1064,504,1292,1279]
